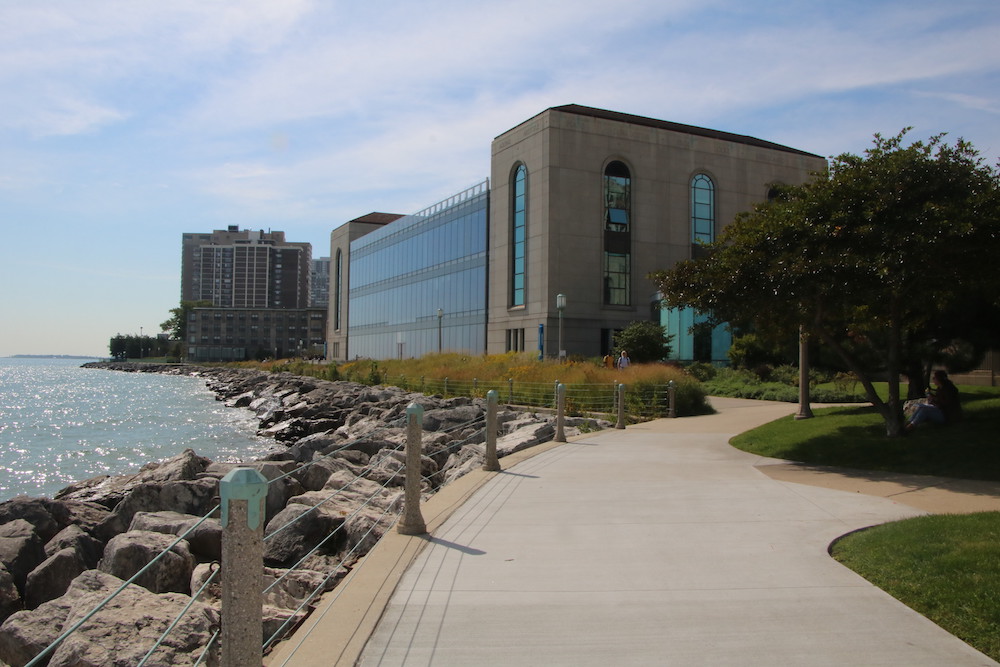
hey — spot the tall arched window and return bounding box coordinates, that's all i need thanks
[511,164,527,307]
[691,174,715,245]
[334,249,343,331]
[603,161,631,305]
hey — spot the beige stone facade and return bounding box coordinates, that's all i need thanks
[487,105,827,358]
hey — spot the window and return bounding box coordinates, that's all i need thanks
[604,161,631,232]
[691,174,715,245]
[603,252,630,305]
[603,161,632,305]
[511,164,527,307]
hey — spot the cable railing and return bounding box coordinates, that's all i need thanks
[17,394,511,667]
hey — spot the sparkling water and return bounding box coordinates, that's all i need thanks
[0,358,273,502]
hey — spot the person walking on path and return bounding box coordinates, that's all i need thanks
[616,350,631,369]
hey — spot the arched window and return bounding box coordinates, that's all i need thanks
[334,249,343,331]
[603,161,632,305]
[691,174,715,245]
[511,164,527,307]
[604,161,631,231]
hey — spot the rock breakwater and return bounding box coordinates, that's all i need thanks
[0,362,607,666]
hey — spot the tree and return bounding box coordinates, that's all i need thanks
[160,300,213,341]
[651,130,1000,437]
[612,321,673,364]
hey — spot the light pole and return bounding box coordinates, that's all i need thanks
[556,293,566,360]
[437,308,443,354]
[139,326,143,359]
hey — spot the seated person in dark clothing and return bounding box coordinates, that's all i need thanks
[906,370,961,431]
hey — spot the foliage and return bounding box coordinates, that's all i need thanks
[610,320,673,363]
[230,352,711,417]
[652,130,1000,437]
[726,332,795,369]
[160,300,213,341]
[832,513,1000,662]
[108,334,172,361]
[730,385,1000,480]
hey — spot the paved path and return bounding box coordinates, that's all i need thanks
[267,397,999,666]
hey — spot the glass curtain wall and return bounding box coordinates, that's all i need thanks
[348,181,489,359]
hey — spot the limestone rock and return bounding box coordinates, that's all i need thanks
[24,547,87,609]
[0,569,219,667]
[98,531,195,595]
[97,478,218,540]
[0,563,20,624]
[262,503,345,568]
[0,497,71,543]
[128,512,222,562]
[44,525,104,569]
[0,520,45,596]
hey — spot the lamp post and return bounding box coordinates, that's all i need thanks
[556,293,566,360]
[139,327,143,359]
[437,308,443,354]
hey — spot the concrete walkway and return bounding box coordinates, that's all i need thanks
[267,397,999,666]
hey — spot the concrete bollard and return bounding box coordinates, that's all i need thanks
[615,383,626,429]
[667,380,677,418]
[483,390,501,471]
[398,402,427,535]
[555,383,567,442]
[219,467,268,667]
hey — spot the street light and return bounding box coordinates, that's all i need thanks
[437,308,443,354]
[556,294,566,360]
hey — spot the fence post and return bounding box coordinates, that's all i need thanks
[398,402,427,535]
[667,380,677,418]
[219,468,268,667]
[508,378,514,404]
[615,383,626,429]
[555,383,567,442]
[443,377,449,397]
[483,390,501,471]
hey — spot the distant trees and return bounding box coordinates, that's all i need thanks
[160,300,212,341]
[651,129,1000,437]
[108,334,171,360]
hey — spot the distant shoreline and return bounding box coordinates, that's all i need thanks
[6,355,102,360]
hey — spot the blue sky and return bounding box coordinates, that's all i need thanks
[2,0,998,357]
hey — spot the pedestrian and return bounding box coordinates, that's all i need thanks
[616,350,631,369]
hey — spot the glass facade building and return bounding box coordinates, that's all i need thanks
[348,181,489,359]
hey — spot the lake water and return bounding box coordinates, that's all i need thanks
[0,358,274,502]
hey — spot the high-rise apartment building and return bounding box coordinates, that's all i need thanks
[310,257,331,307]
[180,226,312,309]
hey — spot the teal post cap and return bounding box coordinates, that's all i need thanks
[406,402,424,418]
[220,468,269,530]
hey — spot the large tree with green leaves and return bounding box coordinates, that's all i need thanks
[651,130,1000,437]
[612,320,673,364]
[160,300,212,341]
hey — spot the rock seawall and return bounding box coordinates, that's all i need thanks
[0,362,607,666]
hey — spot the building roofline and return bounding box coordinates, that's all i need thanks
[497,104,823,159]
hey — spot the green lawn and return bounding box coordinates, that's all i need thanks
[731,384,1000,661]
[731,385,1000,482]
[832,514,1000,662]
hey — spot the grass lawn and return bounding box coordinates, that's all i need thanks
[730,385,1000,481]
[731,384,1000,661]
[831,514,1000,662]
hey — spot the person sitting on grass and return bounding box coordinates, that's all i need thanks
[906,369,961,432]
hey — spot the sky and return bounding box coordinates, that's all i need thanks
[1,0,999,357]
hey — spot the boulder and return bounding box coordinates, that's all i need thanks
[0,497,72,543]
[98,531,195,595]
[24,548,87,609]
[422,404,485,432]
[0,569,219,667]
[44,525,104,569]
[497,421,556,457]
[128,512,222,561]
[55,449,212,509]
[0,563,19,624]
[97,478,219,540]
[262,503,345,568]
[0,520,45,595]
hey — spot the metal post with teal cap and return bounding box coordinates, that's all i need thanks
[219,467,268,667]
